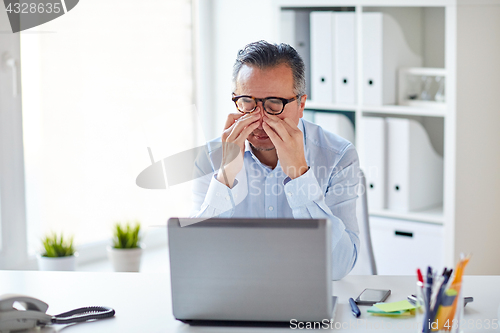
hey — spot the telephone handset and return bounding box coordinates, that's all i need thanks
[0,294,115,332]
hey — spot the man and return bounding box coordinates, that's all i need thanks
[191,41,360,280]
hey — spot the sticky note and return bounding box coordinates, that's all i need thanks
[367,306,408,315]
[373,300,416,312]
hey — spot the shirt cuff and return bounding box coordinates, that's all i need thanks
[283,167,323,209]
[203,174,237,213]
[204,173,247,213]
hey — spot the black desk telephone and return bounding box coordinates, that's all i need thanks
[0,294,115,332]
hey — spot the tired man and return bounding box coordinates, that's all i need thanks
[191,41,360,280]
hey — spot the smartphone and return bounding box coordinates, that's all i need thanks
[355,289,391,306]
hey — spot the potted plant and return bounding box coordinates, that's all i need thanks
[37,233,77,271]
[107,221,143,272]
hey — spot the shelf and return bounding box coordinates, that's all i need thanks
[304,101,356,112]
[305,103,447,117]
[369,206,444,225]
[276,0,454,8]
[362,105,447,117]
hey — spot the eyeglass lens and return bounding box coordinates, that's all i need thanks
[236,97,284,114]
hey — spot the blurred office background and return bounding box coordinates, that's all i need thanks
[0,0,499,275]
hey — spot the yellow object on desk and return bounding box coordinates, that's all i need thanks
[367,300,417,317]
[433,254,470,331]
[374,300,417,313]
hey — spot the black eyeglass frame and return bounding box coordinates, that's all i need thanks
[231,94,300,115]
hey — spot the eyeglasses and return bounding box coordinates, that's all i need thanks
[231,94,299,115]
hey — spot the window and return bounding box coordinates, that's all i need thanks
[20,0,195,254]
[0,25,28,268]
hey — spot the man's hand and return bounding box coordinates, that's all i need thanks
[217,112,261,188]
[262,114,308,179]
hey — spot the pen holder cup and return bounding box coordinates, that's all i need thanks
[416,281,463,333]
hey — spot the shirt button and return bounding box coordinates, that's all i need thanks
[225,196,230,201]
[287,192,293,196]
[216,192,220,197]
[268,206,274,211]
[268,174,273,178]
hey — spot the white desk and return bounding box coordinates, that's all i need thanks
[0,271,498,332]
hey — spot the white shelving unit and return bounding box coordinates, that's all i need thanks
[273,0,500,274]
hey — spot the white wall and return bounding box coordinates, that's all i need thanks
[455,4,500,275]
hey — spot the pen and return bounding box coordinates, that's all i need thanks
[430,268,452,323]
[423,266,433,333]
[349,298,361,318]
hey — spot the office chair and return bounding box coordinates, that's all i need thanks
[349,169,378,275]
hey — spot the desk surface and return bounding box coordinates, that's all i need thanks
[0,271,498,333]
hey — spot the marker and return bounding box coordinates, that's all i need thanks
[417,268,424,284]
[349,298,361,318]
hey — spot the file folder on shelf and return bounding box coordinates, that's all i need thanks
[310,11,334,103]
[280,10,311,97]
[362,12,383,105]
[333,12,356,105]
[362,12,422,105]
[386,117,443,212]
[362,117,386,210]
[314,112,355,144]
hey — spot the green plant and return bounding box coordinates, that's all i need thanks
[112,221,141,249]
[41,233,75,257]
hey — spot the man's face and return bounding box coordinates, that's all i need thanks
[234,63,307,151]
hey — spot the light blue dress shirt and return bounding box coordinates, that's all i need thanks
[191,119,360,280]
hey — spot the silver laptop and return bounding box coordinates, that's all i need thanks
[167,218,337,326]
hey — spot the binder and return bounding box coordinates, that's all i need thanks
[310,12,334,103]
[362,13,383,105]
[362,117,386,210]
[280,10,311,97]
[333,12,356,105]
[280,10,296,45]
[314,112,354,144]
[386,117,443,212]
[362,12,423,105]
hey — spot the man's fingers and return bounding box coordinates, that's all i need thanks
[262,115,291,141]
[221,122,236,141]
[235,120,260,145]
[282,117,300,132]
[227,113,260,141]
[262,122,283,149]
[224,113,244,130]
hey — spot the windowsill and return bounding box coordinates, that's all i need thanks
[8,227,169,271]
[78,244,169,273]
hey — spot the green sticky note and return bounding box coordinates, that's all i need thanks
[373,300,416,312]
[367,306,408,315]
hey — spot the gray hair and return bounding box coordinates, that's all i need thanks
[232,40,306,97]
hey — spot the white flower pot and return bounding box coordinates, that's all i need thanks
[37,253,78,271]
[107,246,143,272]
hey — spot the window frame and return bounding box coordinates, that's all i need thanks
[0,20,29,269]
